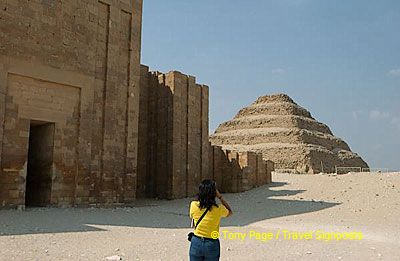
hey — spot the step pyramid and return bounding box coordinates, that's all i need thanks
[210,94,368,174]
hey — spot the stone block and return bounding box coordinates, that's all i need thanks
[187,78,202,197]
[168,71,188,199]
[238,151,257,191]
[136,65,150,198]
[256,154,265,186]
[0,93,5,170]
[201,85,211,181]
[266,160,274,184]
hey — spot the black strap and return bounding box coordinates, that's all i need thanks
[194,206,211,229]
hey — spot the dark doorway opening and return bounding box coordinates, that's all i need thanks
[25,121,55,207]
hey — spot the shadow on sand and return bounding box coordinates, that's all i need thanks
[0,181,339,236]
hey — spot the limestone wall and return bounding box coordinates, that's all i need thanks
[210,146,273,193]
[137,65,274,199]
[0,0,275,208]
[0,0,143,208]
[137,66,211,199]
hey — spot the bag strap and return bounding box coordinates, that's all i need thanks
[194,206,211,229]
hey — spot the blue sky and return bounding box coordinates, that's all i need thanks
[141,0,400,170]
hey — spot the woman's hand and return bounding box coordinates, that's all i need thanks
[216,189,233,217]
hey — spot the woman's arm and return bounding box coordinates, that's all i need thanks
[216,189,233,216]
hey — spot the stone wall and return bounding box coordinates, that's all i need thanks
[137,65,211,199]
[137,67,272,198]
[0,0,143,208]
[210,146,273,193]
[0,0,274,208]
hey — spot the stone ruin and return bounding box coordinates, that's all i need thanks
[211,146,274,193]
[1,0,369,209]
[137,66,274,199]
[137,67,211,199]
[210,94,369,174]
[0,0,144,208]
[0,0,273,208]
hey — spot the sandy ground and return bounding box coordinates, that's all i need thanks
[1,172,399,261]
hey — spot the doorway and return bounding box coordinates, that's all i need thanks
[25,121,55,207]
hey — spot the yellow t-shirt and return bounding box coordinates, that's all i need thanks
[189,200,230,238]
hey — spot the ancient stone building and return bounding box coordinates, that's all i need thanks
[210,94,368,174]
[137,66,212,199]
[211,146,273,193]
[137,66,274,199]
[0,0,273,209]
[0,0,143,208]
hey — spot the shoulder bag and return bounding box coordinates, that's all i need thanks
[188,206,211,242]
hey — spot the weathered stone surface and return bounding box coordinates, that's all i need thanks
[210,94,368,174]
[0,0,143,208]
[0,0,277,209]
[137,67,210,199]
[210,146,273,193]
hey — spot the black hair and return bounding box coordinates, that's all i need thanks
[197,179,218,209]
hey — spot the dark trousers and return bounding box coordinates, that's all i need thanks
[189,235,220,261]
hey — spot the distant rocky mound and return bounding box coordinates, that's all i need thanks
[210,94,368,174]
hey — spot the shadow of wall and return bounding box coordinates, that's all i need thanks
[0,181,340,236]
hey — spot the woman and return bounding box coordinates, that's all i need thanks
[189,180,233,261]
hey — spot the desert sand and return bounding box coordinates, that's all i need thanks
[1,172,399,261]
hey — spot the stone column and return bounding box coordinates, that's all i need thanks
[0,61,7,206]
[123,0,143,203]
[187,78,202,196]
[201,85,211,181]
